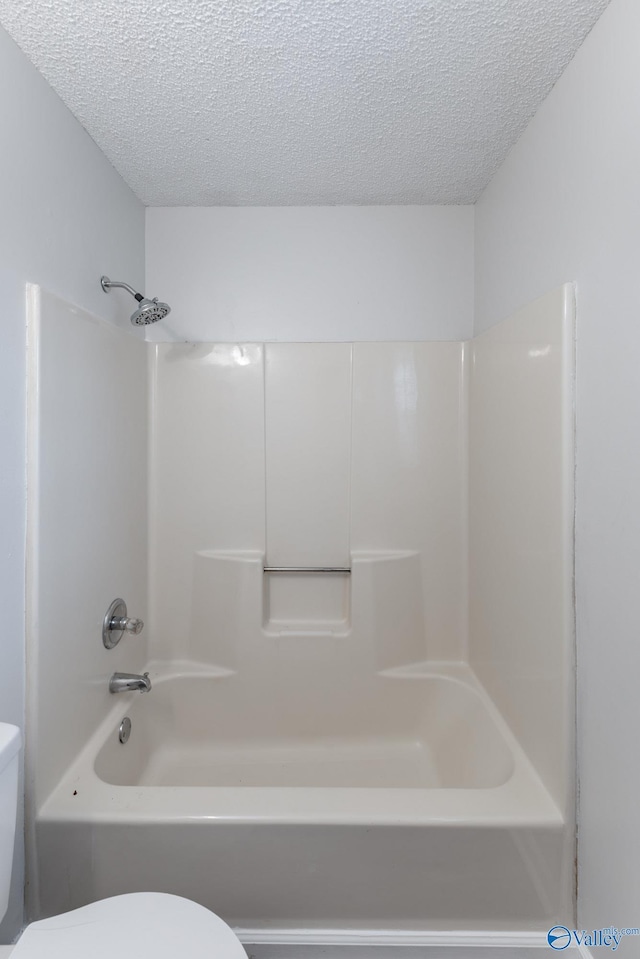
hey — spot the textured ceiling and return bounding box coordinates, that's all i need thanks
[0,0,610,205]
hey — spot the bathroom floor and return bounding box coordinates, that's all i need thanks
[137,737,440,788]
[0,945,587,958]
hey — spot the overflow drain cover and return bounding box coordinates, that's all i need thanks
[119,717,132,744]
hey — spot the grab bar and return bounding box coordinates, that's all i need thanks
[263,566,351,574]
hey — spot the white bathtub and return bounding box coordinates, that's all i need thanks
[34,662,571,934]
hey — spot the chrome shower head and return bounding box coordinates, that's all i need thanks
[100,276,171,326]
[130,297,171,326]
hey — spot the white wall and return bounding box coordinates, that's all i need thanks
[145,207,474,342]
[474,0,640,926]
[0,23,144,940]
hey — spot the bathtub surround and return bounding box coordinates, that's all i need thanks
[265,344,352,570]
[25,289,149,901]
[150,342,467,662]
[28,286,574,933]
[469,287,575,813]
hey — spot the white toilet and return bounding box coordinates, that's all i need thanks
[0,725,247,958]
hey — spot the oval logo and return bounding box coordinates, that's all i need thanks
[547,926,572,950]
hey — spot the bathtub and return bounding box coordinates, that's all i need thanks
[34,662,571,935]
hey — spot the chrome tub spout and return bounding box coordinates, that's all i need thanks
[109,672,151,694]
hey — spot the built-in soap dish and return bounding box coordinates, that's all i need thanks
[262,567,351,636]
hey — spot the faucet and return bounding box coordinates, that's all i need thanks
[109,672,151,694]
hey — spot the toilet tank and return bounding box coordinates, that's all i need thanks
[0,725,21,922]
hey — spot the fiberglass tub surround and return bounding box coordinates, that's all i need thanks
[27,285,575,932]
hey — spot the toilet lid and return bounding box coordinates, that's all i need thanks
[11,892,248,959]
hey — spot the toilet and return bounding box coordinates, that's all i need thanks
[0,725,247,958]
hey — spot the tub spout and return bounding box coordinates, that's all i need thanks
[109,672,151,694]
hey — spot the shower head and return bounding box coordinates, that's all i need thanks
[130,297,171,326]
[100,276,171,326]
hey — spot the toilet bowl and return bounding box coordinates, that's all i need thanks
[10,892,247,959]
[0,725,246,958]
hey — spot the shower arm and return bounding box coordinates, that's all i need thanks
[100,276,144,302]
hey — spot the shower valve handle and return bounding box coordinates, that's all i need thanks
[102,599,144,649]
[112,616,144,635]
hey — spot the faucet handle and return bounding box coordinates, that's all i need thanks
[103,599,144,649]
